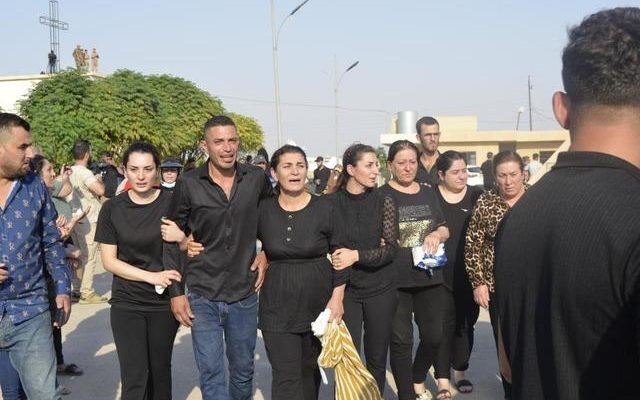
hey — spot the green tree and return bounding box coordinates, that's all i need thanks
[18,69,264,165]
[19,70,104,164]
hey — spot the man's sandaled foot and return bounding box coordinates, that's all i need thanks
[436,389,452,399]
[57,363,83,376]
[455,378,474,393]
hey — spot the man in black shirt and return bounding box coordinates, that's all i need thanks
[494,8,640,400]
[480,152,494,190]
[415,116,441,186]
[164,115,272,399]
[312,156,330,194]
[99,151,123,198]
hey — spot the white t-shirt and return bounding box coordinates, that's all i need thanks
[68,165,102,224]
[527,160,543,177]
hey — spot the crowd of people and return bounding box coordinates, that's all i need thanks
[0,7,639,400]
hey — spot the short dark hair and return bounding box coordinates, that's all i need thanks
[0,113,30,136]
[562,8,640,108]
[337,143,377,191]
[493,150,524,174]
[101,150,113,158]
[72,139,91,160]
[203,115,236,136]
[271,144,307,170]
[436,150,467,173]
[415,116,439,134]
[122,141,160,168]
[387,140,419,163]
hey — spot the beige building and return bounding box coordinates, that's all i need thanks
[380,114,568,168]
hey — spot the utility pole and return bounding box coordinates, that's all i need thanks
[39,0,69,73]
[528,75,533,131]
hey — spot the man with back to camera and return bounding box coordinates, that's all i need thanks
[0,113,71,400]
[99,150,124,199]
[480,151,495,190]
[163,115,272,399]
[525,152,542,178]
[415,116,442,186]
[494,7,640,400]
[68,139,106,304]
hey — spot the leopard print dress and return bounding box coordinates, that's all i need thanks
[464,185,530,292]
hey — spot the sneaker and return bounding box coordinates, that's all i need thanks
[79,292,108,304]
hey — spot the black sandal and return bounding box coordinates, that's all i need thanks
[57,363,83,376]
[455,379,474,393]
[436,389,452,399]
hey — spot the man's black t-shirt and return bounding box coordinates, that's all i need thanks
[495,152,640,400]
[313,166,331,194]
[480,159,494,190]
[415,152,440,187]
[102,165,123,198]
[95,190,172,311]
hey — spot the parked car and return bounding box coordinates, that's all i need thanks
[466,165,484,187]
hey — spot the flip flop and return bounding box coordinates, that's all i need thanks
[436,389,452,399]
[455,379,474,393]
[57,363,83,376]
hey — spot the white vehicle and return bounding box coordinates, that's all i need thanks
[466,165,484,188]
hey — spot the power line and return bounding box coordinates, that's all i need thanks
[218,94,391,115]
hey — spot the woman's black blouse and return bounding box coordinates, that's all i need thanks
[330,188,399,299]
[257,195,345,333]
[434,185,482,291]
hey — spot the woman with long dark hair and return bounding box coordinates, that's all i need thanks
[257,144,346,400]
[95,142,185,400]
[434,151,483,395]
[465,150,529,400]
[329,143,399,394]
[379,140,451,400]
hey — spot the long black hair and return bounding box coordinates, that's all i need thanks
[336,143,377,191]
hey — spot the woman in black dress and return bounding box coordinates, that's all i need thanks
[379,140,450,400]
[258,145,346,400]
[329,143,399,394]
[96,142,185,400]
[434,151,483,395]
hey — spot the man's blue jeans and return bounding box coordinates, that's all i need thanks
[0,311,57,400]
[0,349,26,400]
[189,291,258,400]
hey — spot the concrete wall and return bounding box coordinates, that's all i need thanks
[0,75,51,113]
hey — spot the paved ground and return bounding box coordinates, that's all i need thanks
[3,260,505,400]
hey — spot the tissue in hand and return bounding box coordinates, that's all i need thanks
[412,243,447,275]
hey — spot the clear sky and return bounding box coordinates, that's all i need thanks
[3,1,636,156]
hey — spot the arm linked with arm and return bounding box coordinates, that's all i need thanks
[357,194,399,268]
[163,178,191,297]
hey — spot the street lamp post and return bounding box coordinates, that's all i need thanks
[334,59,359,159]
[516,106,525,131]
[270,0,311,147]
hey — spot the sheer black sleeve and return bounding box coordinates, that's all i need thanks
[357,194,399,268]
